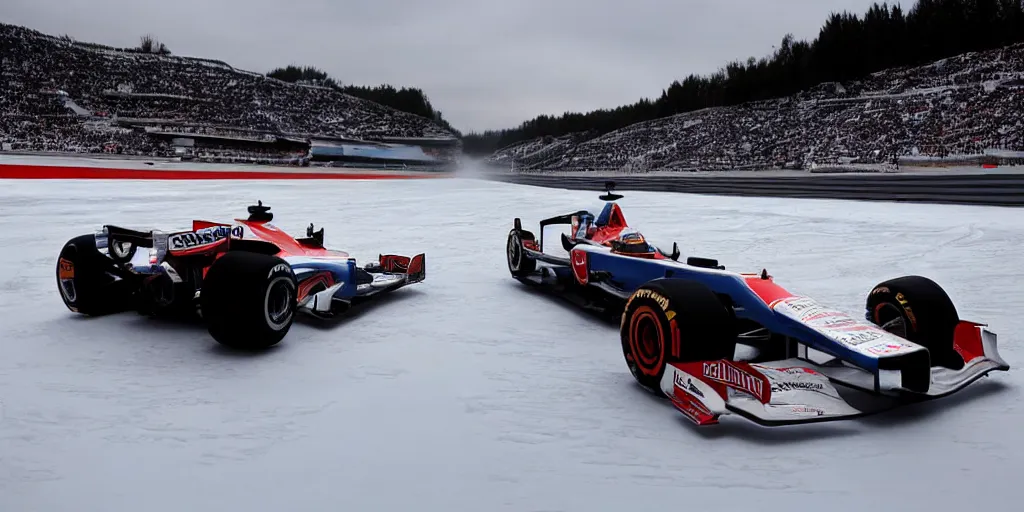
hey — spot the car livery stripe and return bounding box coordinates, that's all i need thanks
[743,275,795,305]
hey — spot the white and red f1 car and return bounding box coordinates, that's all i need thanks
[56,201,425,350]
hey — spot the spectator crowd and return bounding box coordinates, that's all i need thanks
[489,43,1024,172]
[0,23,456,159]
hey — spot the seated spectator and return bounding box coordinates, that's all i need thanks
[489,43,1023,172]
[0,23,457,161]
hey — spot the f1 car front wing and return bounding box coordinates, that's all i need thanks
[295,253,425,318]
[657,322,1009,427]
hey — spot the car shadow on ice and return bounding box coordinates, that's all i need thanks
[119,313,291,358]
[206,341,287,358]
[505,280,622,327]
[53,286,427,353]
[854,378,1011,429]
[687,417,863,443]
[57,311,287,359]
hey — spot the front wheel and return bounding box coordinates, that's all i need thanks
[866,275,963,369]
[621,279,737,395]
[200,251,298,350]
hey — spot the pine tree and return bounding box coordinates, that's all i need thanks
[462,0,1024,155]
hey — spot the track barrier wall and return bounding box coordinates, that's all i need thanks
[487,172,1024,207]
[4,159,1021,207]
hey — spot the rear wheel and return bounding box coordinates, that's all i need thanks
[200,251,298,350]
[866,275,963,370]
[621,279,737,395]
[56,234,134,316]
[506,228,537,278]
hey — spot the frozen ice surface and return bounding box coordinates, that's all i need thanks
[0,177,1021,511]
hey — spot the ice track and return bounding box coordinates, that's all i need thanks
[1,177,1021,511]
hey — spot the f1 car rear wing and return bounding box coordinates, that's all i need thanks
[100,225,156,248]
[96,224,250,269]
[659,322,1009,427]
[97,224,219,257]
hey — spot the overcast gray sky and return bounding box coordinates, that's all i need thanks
[5,0,885,133]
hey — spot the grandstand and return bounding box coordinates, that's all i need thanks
[308,140,458,169]
[0,23,459,166]
[488,43,1024,173]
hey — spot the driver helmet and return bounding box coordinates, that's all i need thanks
[612,228,652,254]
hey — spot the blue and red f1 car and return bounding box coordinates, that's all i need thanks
[57,201,425,349]
[506,183,1009,426]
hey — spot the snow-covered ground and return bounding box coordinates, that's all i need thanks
[1,177,1021,511]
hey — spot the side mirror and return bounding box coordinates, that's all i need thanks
[598,180,624,201]
[659,242,680,261]
[304,223,325,247]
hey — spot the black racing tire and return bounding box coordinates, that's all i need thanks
[56,234,134,316]
[507,228,537,278]
[620,278,737,395]
[200,251,298,350]
[865,275,963,370]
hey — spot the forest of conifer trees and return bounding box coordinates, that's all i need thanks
[266,65,459,136]
[461,0,1024,155]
